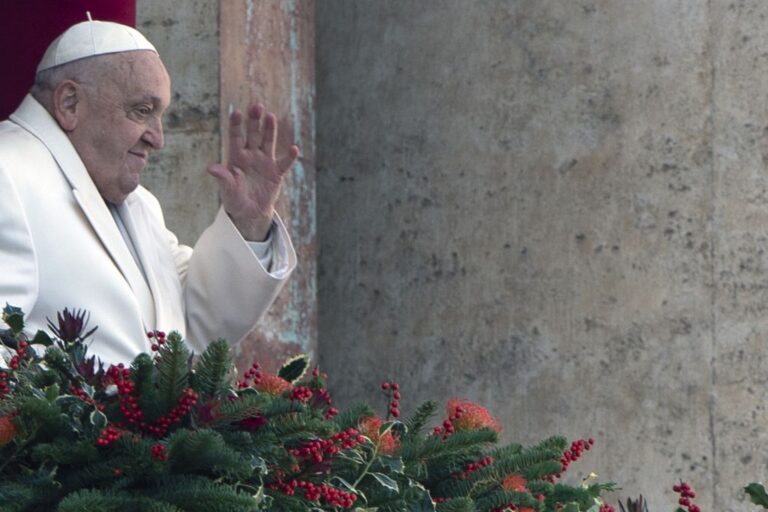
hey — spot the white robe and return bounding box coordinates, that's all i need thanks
[0,95,296,364]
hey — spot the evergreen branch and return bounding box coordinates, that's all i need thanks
[404,400,437,439]
[168,429,252,479]
[155,333,191,412]
[193,339,233,399]
[333,402,376,430]
[435,496,475,512]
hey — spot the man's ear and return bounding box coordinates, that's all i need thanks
[51,80,83,132]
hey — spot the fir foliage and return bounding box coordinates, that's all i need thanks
[192,339,232,399]
[0,307,617,512]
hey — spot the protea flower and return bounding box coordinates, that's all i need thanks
[618,496,649,512]
[46,308,97,344]
[358,416,399,455]
[447,398,502,433]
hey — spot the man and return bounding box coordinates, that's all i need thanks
[0,20,298,363]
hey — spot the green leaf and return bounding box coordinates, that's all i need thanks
[89,409,107,430]
[31,330,53,347]
[378,455,404,474]
[44,383,60,402]
[278,354,310,383]
[369,472,399,493]
[746,483,768,508]
[2,304,24,333]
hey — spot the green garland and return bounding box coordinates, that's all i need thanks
[0,305,616,511]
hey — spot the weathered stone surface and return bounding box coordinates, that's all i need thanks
[316,1,725,509]
[220,0,317,372]
[136,0,220,246]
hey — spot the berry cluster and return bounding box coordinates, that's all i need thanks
[236,360,262,389]
[146,388,198,437]
[0,371,10,397]
[380,380,400,418]
[309,381,339,419]
[297,481,357,508]
[673,482,700,512]
[96,425,122,446]
[491,496,543,512]
[289,428,365,465]
[7,340,29,370]
[106,364,198,437]
[269,477,299,496]
[151,443,168,461]
[453,455,494,480]
[546,437,594,482]
[68,384,105,411]
[291,385,313,402]
[147,330,166,352]
[433,403,465,439]
[599,504,616,512]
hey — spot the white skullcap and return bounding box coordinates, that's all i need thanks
[36,20,157,73]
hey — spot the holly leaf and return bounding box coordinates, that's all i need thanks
[369,472,398,493]
[31,330,53,347]
[89,409,107,430]
[2,304,24,333]
[278,354,310,383]
[377,456,404,474]
[746,483,768,508]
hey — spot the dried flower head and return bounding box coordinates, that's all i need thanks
[501,473,528,492]
[359,416,399,455]
[254,372,293,396]
[0,415,16,447]
[447,398,502,433]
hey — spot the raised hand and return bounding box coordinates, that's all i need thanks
[207,103,300,241]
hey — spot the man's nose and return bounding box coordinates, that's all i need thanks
[143,118,165,150]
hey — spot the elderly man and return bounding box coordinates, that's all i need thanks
[0,20,298,363]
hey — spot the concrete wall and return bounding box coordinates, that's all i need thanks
[316,2,768,510]
[137,0,316,371]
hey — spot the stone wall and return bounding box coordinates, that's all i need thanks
[316,2,768,510]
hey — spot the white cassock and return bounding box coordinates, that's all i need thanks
[0,95,296,364]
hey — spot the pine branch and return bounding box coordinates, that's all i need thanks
[155,333,191,412]
[132,353,162,422]
[435,496,475,512]
[146,475,261,512]
[193,339,233,399]
[168,428,252,479]
[404,400,438,439]
[333,402,376,430]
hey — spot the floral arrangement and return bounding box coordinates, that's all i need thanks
[4,304,767,511]
[0,305,620,511]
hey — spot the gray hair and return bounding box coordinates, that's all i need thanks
[31,58,98,98]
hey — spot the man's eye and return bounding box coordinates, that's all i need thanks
[134,106,152,116]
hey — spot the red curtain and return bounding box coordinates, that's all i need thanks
[0,0,136,119]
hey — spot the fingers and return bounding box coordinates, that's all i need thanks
[206,163,234,183]
[245,104,264,150]
[261,112,278,158]
[229,110,245,150]
[277,145,301,175]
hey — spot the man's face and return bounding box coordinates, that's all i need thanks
[69,51,171,204]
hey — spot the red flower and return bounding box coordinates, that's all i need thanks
[358,416,399,455]
[447,399,502,433]
[501,473,528,492]
[0,415,16,447]
[254,373,293,396]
